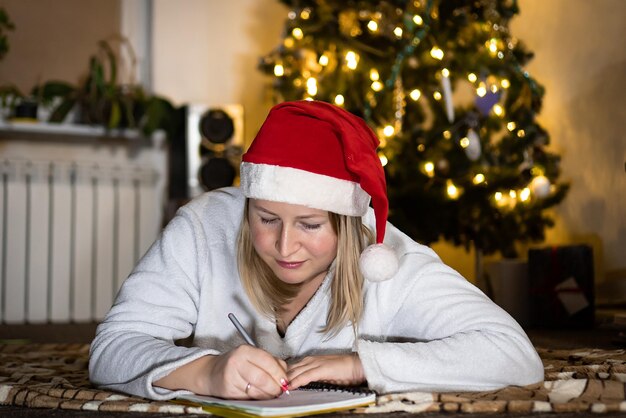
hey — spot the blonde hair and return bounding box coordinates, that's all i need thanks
[237,200,373,336]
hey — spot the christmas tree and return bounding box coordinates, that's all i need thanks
[259,0,568,259]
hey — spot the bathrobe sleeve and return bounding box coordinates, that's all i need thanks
[88,208,219,400]
[357,226,544,393]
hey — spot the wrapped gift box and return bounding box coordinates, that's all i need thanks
[528,245,594,328]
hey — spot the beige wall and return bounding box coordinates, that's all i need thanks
[151,0,287,145]
[1,0,624,282]
[515,0,626,281]
[0,0,121,93]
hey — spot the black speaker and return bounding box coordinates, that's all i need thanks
[173,104,244,200]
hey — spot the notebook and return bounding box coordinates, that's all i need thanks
[176,383,376,418]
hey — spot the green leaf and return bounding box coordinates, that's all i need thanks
[98,39,117,85]
[31,81,75,104]
[141,96,173,135]
[49,98,76,123]
[108,100,121,129]
[88,56,105,98]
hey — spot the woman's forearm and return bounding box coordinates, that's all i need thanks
[153,355,216,395]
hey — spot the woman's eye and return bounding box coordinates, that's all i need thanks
[261,217,278,224]
[302,223,321,230]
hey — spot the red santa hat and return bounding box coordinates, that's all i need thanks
[240,100,398,282]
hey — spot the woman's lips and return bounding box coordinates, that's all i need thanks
[276,260,305,269]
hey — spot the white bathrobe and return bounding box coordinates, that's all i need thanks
[89,187,543,400]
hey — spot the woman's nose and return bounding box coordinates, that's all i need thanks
[276,225,299,257]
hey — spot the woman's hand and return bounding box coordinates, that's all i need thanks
[286,353,366,389]
[154,345,288,400]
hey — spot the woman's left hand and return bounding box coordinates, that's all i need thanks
[286,353,366,389]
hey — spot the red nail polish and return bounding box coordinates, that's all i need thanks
[280,378,290,395]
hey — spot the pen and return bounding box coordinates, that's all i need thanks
[228,312,257,347]
[228,312,290,395]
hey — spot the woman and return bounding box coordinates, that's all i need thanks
[89,100,543,401]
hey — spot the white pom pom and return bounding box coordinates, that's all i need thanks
[359,243,399,282]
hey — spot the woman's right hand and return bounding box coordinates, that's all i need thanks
[154,345,288,399]
[205,345,288,399]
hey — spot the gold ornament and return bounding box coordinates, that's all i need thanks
[339,10,361,37]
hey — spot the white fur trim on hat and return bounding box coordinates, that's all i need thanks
[240,162,371,216]
[359,243,399,282]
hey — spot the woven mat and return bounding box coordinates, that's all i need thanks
[2,344,626,415]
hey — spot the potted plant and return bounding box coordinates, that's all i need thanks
[0,6,14,61]
[0,83,23,120]
[33,35,180,138]
[0,7,39,122]
[0,7,19,119]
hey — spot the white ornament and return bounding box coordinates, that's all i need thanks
[464,129,482,161]
[441,72,454,122]
[530,175,551,198]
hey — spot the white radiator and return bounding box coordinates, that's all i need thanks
[0,158,161,324]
